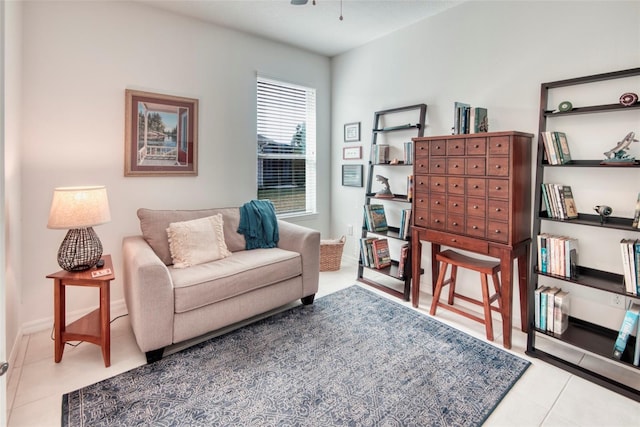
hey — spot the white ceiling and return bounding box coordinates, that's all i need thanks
[136,0,464,57]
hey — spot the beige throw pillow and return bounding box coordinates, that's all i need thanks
[167,214,232,268]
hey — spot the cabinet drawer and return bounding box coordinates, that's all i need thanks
[448,195,464,214]
[488,136,510,155]
[447,158,464,175]
[466,217,486,238]
[488,179,509,199]
[414,208,430,227]
[488,157,509,176]
[414,158,429,173]
[447,214,465,234]
[466,197,486,217]
[466,158,486,175]
[466,178,486,197]
[487,221,509,243]
[430,140,446,156]
[430,176,446,193]
[414,194,429,210]
[424,230,489,254]
[430,193,446,211]
[446,139,465,156]
[429,211,446,230]
[488,199,509,221]
[415,141,429,158]
[466,138,486,155]
[447,177,465,194]
[430,159,446,174]
[415,176,429,193]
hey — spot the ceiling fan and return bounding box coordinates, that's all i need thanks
[291,0,343,20]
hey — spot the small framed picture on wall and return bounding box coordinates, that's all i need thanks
[344,122,360,142]
[342,164,363,187]
[343,146,362,160]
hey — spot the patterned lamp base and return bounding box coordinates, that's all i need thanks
[57,227,103,271]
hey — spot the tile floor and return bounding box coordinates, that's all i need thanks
[7,258,640,426]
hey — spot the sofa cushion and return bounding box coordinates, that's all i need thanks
[167,214,232,268]
[138,208,247,265]
[170,248,301,313]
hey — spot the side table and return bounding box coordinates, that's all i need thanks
[46,254,115,367]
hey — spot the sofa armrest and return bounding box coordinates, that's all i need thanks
[277,221,320,297]
[122,235,175,353]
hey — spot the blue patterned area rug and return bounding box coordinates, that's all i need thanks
[62,285,530,426]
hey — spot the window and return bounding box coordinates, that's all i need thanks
[257,76,316,216]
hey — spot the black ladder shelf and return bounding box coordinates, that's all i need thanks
[357,104,427,301]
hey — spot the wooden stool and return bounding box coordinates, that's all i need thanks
[430,250,504,342]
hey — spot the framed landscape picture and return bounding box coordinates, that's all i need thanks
[342,164,363,187]
[124,89,198,176]
[344,122,360,142]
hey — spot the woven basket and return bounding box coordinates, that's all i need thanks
[320,236,346,272]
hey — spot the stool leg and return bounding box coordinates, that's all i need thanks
[491,272,506,324]
[480,273,494,341]
[447,265,457,305]
[430,262,449,316]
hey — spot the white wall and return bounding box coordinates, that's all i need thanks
[19,1,331,331]
[331,1,640,328]
[3,0,23,381]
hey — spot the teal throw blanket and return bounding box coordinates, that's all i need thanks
[238,200,279,250]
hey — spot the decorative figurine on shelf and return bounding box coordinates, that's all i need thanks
[375,175,393,198]
[619,92,639,107]
[594,205,613,225]
[601,131,639,165]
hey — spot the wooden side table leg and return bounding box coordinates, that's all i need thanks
[54,279,65,363]
[499,252,513,350]
[517,247,529,333]
[411,228,422,308]
[100,282,111,367]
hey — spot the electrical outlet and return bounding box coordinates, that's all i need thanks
[610,294,626,308]
[347,224,353,236]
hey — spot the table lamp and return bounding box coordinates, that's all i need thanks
[47,186,111,271]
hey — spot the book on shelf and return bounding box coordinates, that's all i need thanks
[372,238,392,269]
[636,241,640,296]
[399,208,411,240]
[534,286,549,329]
[545,287,561,332]
[561,186,578,219]
[406,175,413,202]
[373,144,390,164]
[541,183,578,220]
[359,237,377,267]
[635,316,640,366]
[397,243,409,279]
[565,237,579,279]
[632,192,640,229]
[453,102,488,134]
[554,131,572,164]
[553,290,570,335]
[537,234,578,278]
[469,107,488,133]
[620,239,638,295]
[541,132,560,165]
[613,302,640,360]
[364,204,388,232]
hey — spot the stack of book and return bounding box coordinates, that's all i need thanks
[396,243,410,279]
[452,102,488,134]
[541,183,578,219]
[534,286,570,335]
[541,131,572,165]
[363,204,388,232]
[613,301,640,365]
[359,237,391,269]
[621,238,640,296]
[537,234,578,279]
[403,141,413,165]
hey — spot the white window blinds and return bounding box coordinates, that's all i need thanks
[257,76,317,216]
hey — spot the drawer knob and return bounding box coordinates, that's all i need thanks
[419,198,424,202]
[420,146,425,150]
[473,205,479,209]
[419,216,424,220]
[495,230,501,233]
[455,145,460,149]
[473,165,478,169]
[495,208,501,212]
[473,225,478,229]
[473,185,479,189]
[495,165,501,169]
[496,143,502,147]
[453,203,458,207]
[495,186,501,190]
[436,145,441,150]
[420,164,424,168]
[474,144,479,148]
[452,222,458,226]
[453,184,458,188]
[434,219,440,223]
[435,183,441,186]
[454,164,459,168]
[451,239,457,243]
[435,201,440,205]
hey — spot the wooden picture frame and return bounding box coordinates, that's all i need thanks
[344,122,361,142]
[342,164,363,187]
[125,89,198,176]
[343,146,362,160]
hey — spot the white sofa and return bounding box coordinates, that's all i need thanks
[122,207,320,362]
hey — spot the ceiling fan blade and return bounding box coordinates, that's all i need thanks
[291,0,309,4]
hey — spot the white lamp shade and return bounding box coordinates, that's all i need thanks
[47,186,111,229]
